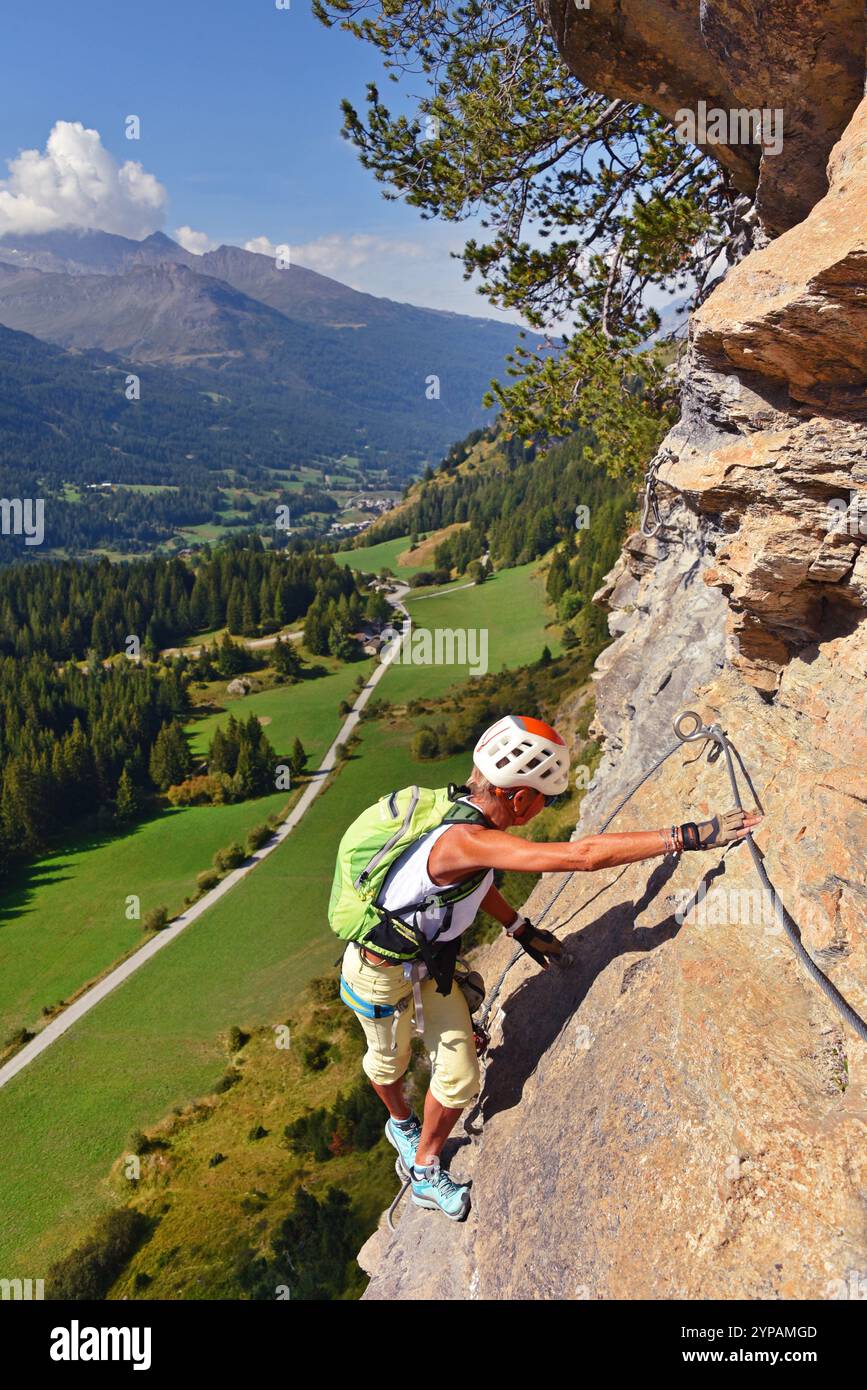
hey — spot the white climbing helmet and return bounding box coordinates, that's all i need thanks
[473,715,570,796]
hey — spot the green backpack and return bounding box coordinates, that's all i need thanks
[328,784,489,961]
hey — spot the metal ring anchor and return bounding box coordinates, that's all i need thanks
[673,709,724,763]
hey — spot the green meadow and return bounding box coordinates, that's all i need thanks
[333,533,424,577]
[186,661,363,761]
[0,662,362,1043]
[387,561,560,701]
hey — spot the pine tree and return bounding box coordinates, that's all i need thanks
[116,766,140,821]
[271,637,302,680]
[149,721,192,791]
[242,591,257,637]
[290,737,308,778]
[226,583,244,636]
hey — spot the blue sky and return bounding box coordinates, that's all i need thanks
[0,0,523,322]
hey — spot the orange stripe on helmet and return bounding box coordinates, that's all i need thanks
[514,715,565,745]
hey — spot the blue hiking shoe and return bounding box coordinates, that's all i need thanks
[411,1160,471,1221]
[385,1114,421,1176]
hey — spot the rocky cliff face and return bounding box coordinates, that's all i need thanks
[359,72,867,1300]
[536,0,865,233]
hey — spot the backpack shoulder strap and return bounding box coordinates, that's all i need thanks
[441,784,494,829]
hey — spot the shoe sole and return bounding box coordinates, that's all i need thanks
[411,1191,470,1221]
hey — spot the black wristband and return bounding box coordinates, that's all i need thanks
[680,822,701,850]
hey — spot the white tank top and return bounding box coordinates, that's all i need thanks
[378,798,493,946]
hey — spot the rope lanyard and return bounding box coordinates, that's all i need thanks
[638,442,670,539]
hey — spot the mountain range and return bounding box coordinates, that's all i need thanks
[0,229,522,476]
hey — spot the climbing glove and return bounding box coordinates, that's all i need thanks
[510,918,563,968]
[681,807,757,850]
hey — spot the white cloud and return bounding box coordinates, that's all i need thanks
[0,121,167,238]
[292,232,427,276]
[243,232,428,279]
[243,234,291,259]
[173,224,216,255]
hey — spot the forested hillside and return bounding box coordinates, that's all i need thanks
[0,539,356,660]
[352,426,637,651]
[0,540,367,883]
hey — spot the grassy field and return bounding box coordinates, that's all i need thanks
[186,662,360,763]
[387,561,560,702]
[0,662,362,1044]
[0,565,560,1279]
[333,533,425,577]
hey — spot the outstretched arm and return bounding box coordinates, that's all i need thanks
[429,811,763,883]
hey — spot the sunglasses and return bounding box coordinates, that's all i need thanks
[505,789,565,809]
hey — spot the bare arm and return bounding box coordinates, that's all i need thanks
[479,881,521,928]
[429,813,761,885]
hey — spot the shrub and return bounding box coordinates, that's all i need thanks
[284,1082,384,1162]
[411,727,440,760]
[125,1129,150,1157]
[248,1124,267,1142]
[228,1026,249,1053]
[166,775,215,807]
[214,1067,241,1094]
[299,1037,331,1072]
[408,568,450,588]
[359,697,390,723]
[234,1188,366,1300]
[208,1153,226,1168]
[307,975,340,1004]
[197,869,220,893]
[245,824,272,855]
[143,906,169,932]
[47,1208,152,1301]
[213,842,246,873]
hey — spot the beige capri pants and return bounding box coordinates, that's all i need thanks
[341,942,481,1109]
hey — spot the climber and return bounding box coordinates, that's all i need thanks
[335,714,762,1221]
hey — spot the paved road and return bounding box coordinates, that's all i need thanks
[0,585,411,1092]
